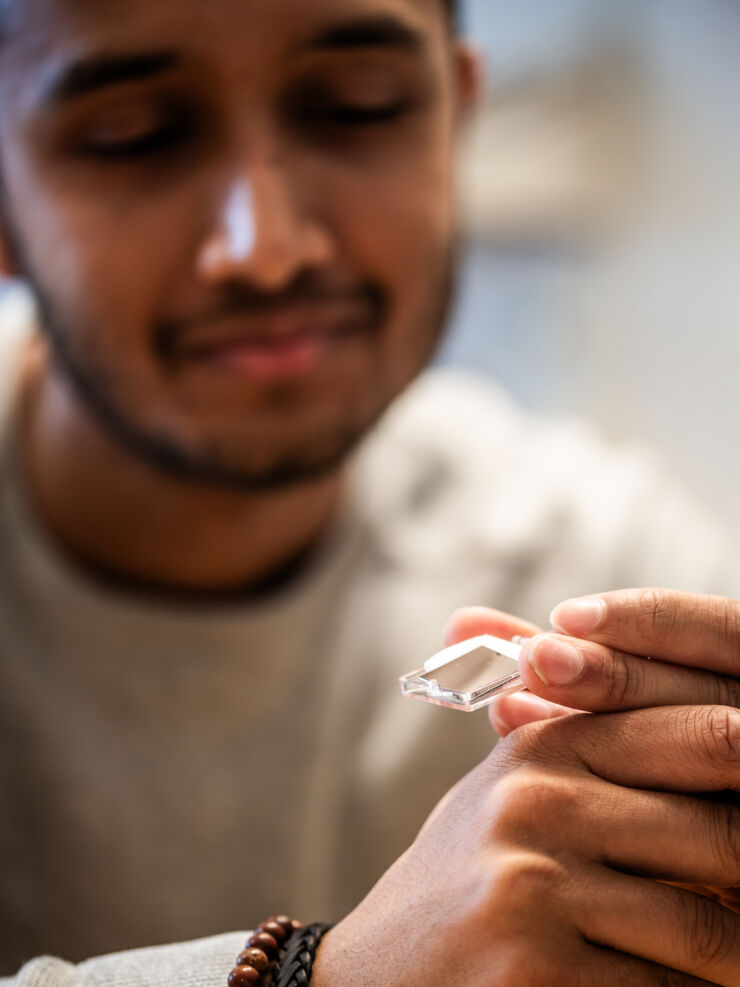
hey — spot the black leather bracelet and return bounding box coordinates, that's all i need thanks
[272,922,333,987]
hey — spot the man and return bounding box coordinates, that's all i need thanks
[0,0,737,982]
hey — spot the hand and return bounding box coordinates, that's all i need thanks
[445,589,740,736]
[448,589,740,917]
[312,699,740,984]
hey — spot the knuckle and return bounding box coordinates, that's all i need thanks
[710,596,740,653]
[491,717,560,774]
[635,588,679,641]
[516,713,583,764]
[483,850,567,913]
[695,706,740,763]
[499,716,551,759]
[686,894,739,971]
[488,768,580,841]
[602,649,645,708]
[492,947,556,987]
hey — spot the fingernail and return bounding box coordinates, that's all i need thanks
[549,597,605,636]
[526,637,584,687]
[489,706,512,735]
[491,691,564,734]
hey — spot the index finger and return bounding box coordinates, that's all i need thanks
[505,703,740,794]
[444,605,541,646]
[550,589,740,677]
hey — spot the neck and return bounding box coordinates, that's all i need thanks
[18,344,344,596]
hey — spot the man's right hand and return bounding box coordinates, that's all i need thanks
[312,703,740,985]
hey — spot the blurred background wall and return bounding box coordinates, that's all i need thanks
[441,0,740,522]
[1,0,738,522]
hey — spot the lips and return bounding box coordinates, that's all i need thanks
[207,328,338,378]
[164,297,379,380]
[177,303,357,353]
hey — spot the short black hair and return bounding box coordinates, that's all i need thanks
[0,1,461,42]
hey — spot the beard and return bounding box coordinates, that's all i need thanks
[4,212,457,492]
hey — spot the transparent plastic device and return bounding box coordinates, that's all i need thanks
[399,635,525,712]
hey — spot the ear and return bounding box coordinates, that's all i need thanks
[453,42,484,123]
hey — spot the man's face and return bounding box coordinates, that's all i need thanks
[0,0,471,488]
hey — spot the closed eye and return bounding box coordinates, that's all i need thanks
[81,122,194,158]
[73,97,200,160]
[321,100,413,126]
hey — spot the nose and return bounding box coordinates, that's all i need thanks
[196,156,336,291]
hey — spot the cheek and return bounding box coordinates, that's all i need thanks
[2,153,198,356]
[320,143,455,386]
[325,139,456,291]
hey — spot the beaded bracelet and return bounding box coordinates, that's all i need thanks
[228,915,301,986]
[227,915,332,987]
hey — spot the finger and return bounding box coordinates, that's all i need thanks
[505,937,714,986]
[550,589,740,677]
[517,633,740,713]
[491,769,740,890]
[542,778,740,889]
[579,945,715,987]
[506,704,740,794]
[670,883,740,916]
[443,606,541,647]
[580,870,740,985]
[488,689,576,737]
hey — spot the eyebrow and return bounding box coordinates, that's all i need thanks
[39,51,180,105]
[305,14,426,55]
[35,14,425,108]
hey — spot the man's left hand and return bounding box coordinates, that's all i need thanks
[446,588,740,733]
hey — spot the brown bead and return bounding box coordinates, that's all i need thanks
[257,920,287,943]
[271,915,298,936]
[246,931,279,960]
[235,948,271,974]
[227,966,261,987]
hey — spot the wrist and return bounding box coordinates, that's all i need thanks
[225,916,331,987]
[309,900,421,987]
[309,921,356,987]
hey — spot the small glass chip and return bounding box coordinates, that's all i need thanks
[399,635,525,712]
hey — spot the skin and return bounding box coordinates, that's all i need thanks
[0,2,738,983]
[0,0,477,591]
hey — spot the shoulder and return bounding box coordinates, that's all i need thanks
[353,368,662,543]
[351,369,529,530]
[351,369,729,592]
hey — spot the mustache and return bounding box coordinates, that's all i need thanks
[155,273,387,359]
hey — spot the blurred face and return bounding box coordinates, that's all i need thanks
[0,0,470,488]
